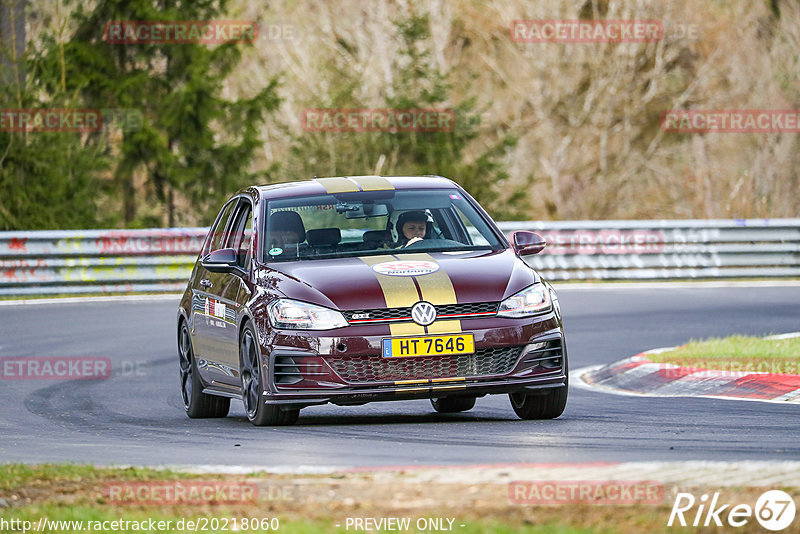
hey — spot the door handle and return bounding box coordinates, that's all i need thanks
[200,279,212,288]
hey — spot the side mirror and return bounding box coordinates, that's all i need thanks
[510,231,546,256]
[201,248,242,274]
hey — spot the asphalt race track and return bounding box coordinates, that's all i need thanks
[1,284,798,468]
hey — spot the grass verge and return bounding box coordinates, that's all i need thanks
[0,464,792,534]
[646,335,800,375]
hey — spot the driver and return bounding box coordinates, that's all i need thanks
[395,210,430,248]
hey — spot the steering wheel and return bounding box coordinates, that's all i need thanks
[403,238,463,249]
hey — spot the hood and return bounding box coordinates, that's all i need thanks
[259,249,538,311]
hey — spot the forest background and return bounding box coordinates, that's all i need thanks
[1,0,798,230]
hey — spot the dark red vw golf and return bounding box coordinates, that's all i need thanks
[177,176,567,425]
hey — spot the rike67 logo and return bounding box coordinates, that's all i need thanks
[668,490,796,531]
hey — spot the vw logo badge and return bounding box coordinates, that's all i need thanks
[411,301,437,326]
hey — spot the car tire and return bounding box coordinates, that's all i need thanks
[509,386,567,420]
[509,344,569,420]
[179,320,230,418]
[431,396,476,413]
[240,322,300,426]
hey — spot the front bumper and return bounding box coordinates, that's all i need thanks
[258,314,567,407]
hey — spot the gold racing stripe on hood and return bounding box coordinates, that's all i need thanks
[400,253,462,334]
[400,252,457,305]
[359,255,425,335]
[350,175,395,191]
[315,177,361,193]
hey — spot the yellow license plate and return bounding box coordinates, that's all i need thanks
[381,334,475,358]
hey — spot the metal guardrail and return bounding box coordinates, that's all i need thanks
[499,219,800,281]
[0,228,206,296]
[0,219,798,296]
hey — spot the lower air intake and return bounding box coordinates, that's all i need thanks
[327,346,523,383]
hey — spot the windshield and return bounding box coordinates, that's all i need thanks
[262,189,504,262]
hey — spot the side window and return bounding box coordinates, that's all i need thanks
[454,205,490,246]
[205,199,238,254]
[226,201,253,269]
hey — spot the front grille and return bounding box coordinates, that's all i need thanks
[343,302,499,324]
[437,302,499,316]
[327,346,522,383]
[344,308,408,321]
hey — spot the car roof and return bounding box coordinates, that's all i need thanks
[250,175,459,200]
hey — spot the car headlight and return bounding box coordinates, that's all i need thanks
[268,299,348,330]
[497,283,552,318]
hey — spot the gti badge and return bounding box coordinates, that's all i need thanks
[411,301,437,326]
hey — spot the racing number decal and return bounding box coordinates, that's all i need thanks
[360,255,424,335]
[360,253,462,335]
[402,253,462,334]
